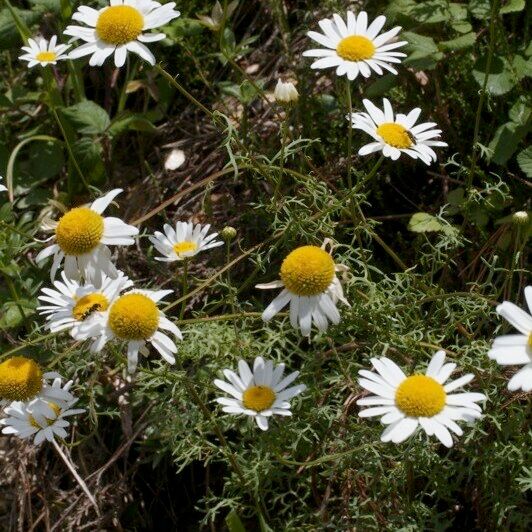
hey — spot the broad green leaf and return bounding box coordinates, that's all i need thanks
[62,101,111,135]
[517,146,532,177]
[488,122,529,165]
[408,212,445,233]
[0,300,35,329]
[468,0,491,19]
[365,74,398,97]
[500,0,525,14]
[71,137,106,185]
[408,0,450,23]
[508,97,531,125]
[108,113,157,138]
[0,8,37,49]
[472,56,519,96]
[28,140,65,181]
[403,32,444,70]
[225,510,246,532]
[439,32,476,51]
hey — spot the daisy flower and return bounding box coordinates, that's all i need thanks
[19,36,70,68]
[0,356,74,406]
[65,0,180,67]
[256,240,349,337]
[302,11,407,80]
[1,379,84,445]
[274,79,299,105]
[357,351,486,447]
[37,270,133,338]
[488,286,532,392]
[35,189,138,283]
[214,356,306,431]
[349,98,447,165]
[77,289,182,373]
[148,222,223,262]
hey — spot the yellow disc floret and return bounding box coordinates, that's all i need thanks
[528,332,532,348]
[336,35,376,61]
[0,356,43,401]
[96,5,144,45]
[173,241,198,256]
[55,207,104,256]
[242,385,276,412]
[395,375,446,417]
[36,51,57,63]
[72,293,109,321]
[29,402,62,428]
[376,123,414,149]
[280,246,335,296]
[109,293,159,341]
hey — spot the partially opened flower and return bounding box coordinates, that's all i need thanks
[1,379,84,445]
[274,79,299,105]
[488,286,532,392]
[214,356,306,431]
[78,289,182,373]
[35,189,138,282]
[37,270,133,337]
[303,11,407,80]
[357,351,486,447]
[19,36,70,68]
[149,222,223,262]
[65,0,180,67]
[349,98,447,165]
[256,240,349,336]
[0,356,74,406]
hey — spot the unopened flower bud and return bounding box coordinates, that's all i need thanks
[274,79,299,106]
[221,226,237,242]
[512,211,529,225]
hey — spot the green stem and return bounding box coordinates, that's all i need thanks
[345,78,353,189]
[2,272,26,322]
[179,259,189,320]
[273,113,289,202]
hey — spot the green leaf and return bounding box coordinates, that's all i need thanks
[468,0,491,19]
[439,32,476,51]
[472,56,520,96]
[500,0,525,14]
[0,300,35,329]
[488,121,529,165]
[71,137,106,184]
[403,32,444,70]
[225,510,246,532]
[407,0,450,23]
[365,74,398,98]
[508,97,531,125]
[408,212,445,233]
[0,8,37,49]
[28,140,64,181]
[62,101,111,135]
[517,146,532,177]
[108,113,157,139]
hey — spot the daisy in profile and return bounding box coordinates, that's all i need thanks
[357,351,486,447]
[37,270,133,337]
[35,189,138,283]
[1,380,84,445]
[149,222,223,262]
[77,289,182,373]
[303,11,407,80]
[214,356,306,431]
[488,286,532,392]
[19,36,70,68]
[0,356,74,407]
[257,240,349,336]
[349,98,447,165]
[65,0,180,67]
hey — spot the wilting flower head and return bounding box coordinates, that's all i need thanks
[357,351,486,447]
[19,36,70,68]
[303,11,407,80]
[274,79,299,105]
[65,0,180,67]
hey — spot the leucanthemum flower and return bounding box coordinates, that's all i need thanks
[65,0,180,67]
[357,351,486,447]
[77,289,182,373]
[0,356,74,407]
[1,379,84,445]
[349,98,447,165]
[149,222,223,262]
[488,286,532,392]
[214,356,306,431]
[19,36,70,68]
[302,11,407,80]
[274,79,299,105]
[35,189,138,283]
[256,240,349,337]
[37,270,133,338]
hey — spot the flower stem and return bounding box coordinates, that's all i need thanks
[345,78,353,189]
[179,259,189,320]
[273,112,289,203]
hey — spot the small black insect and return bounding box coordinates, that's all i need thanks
[80,303,102,320]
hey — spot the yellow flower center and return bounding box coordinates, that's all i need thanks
[108,293,159,341]
[242,385,276,412]
[376,123,414,149]
[173,241,198,256]
[35,51,57,62]
[96,5,144,45]
[0,356,43,401]
[280,245,335,296]
[336,35,376,61]
[72,293,109,321]
[29,402,62,428]
[55,207,104,256]
[395,375,446,418]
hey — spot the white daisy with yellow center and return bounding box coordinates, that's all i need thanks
[302,11,407,80]
[65,0,180,67]
[19,36,70,68]
[1,378,84,445]
[257,240,349,337]
[37,270,133,338]
[349,98,448,165]
[357,351,486,447]
[35,189,138,283]
[77,289,182,373]
[214,356,306,431]
[149,222,223,262]
[488,286,532,392]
